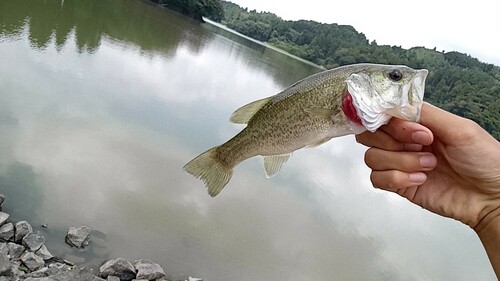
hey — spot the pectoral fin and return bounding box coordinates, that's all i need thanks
[306,136,333,148]
[230,97,272,124]
[304,108,335,121]
[263,154,291,178]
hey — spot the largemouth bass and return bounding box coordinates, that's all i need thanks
[184,63,428,197]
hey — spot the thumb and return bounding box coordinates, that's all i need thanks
[419,103,469,143]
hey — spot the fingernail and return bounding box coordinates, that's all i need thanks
[409,172,427,184]
[412,131,431,144]
[420,154,437,168]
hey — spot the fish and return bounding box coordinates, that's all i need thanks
[184,63,428,197]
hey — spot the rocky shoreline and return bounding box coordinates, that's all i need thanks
[0,194,202,281]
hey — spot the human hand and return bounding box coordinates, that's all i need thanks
[356,102,500,232]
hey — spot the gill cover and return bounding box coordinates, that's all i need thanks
[346,66,428,132]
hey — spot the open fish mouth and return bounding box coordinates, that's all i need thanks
[388,69,428,122]
[348,67,429,132]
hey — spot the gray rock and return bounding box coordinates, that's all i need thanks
[107,277,120,281]
[23,265,105,281]
[21,252,45,272]
[0,244,11,275]
[0,222,14,241]
[8,242,26,258]
[65,226,91,248]
[99,258,136,281]
[9,260,25,277]
[25,266,51,278]
[0,212,9,226]
[22,231,45,252]
[134,259,165,280]
[0,242,8,256]
[15,220,33,243]
[36,245,53,260]
[0,194,5,206]
[48,262,71,271]
[0,276,9,281]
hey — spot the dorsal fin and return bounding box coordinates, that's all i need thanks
[230,97,272,124]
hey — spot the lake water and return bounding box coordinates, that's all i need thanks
[0,1,495,280]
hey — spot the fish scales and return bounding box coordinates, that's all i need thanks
[217,72,348,167]
[184,63,428,197]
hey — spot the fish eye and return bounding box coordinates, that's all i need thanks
[388,69,403,81]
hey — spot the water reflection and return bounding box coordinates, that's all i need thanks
[0,0,211,54]
[0,1,495,280]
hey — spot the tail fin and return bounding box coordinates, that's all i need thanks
[183,147,233,197]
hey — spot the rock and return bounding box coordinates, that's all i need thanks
[36,245,53,260]
[0,276,9,281]
[99,258,136,281]
[0,244,11,276]
[0,243,8,256]
[187,277,203,281]
[20,252,45,272]
[15,220,33,243]
[61,265,106,281]
[7,242,25,258]
[9,260,25,277]
[107,276,120,281]
[0,212,9,226]
[48,262,71,271]
[134,259,165,280]
[65,226,92,248]
[0,194,5,206]
[22,231,46,252]
[24,265,106,281]
[25,266,51,278]
[0,222,14,241]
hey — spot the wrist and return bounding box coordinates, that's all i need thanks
[475,205,500,235]
[476,209,500,278]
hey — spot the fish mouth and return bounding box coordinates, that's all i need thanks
[387,69,428,122]
[347,68,429,132]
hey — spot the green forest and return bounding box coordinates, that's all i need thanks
[150,0,224,21]
[153,0,500,139]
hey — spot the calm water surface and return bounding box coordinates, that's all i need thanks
[0,1,495,280]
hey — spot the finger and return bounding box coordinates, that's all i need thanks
[356,130,423,152]
[371,170,427,192]
[380,117,434,146]
[419,103,483,145]
[365,148,437,172]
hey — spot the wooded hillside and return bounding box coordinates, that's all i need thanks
[220,1,500,139]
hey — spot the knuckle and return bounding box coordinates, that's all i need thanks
[364,149,377,166]
[449,118,482,144]
[387,172,404,190]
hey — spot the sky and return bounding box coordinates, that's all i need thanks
[228,0,500,66]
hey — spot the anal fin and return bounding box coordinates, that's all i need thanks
[263,153,291,178]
